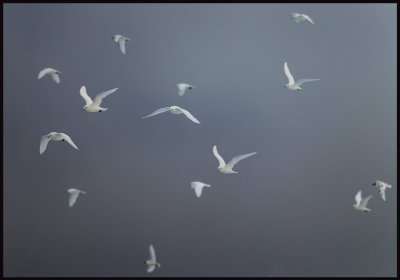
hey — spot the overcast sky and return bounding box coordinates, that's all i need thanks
[3,3,397,277]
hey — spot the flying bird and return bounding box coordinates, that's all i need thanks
[112,34,130,55]
[213,145,256,174]
[353,190,373,212]
[372,180,392,202]
[40,132,79,154]
[284,62,319,91]
[145,244,161,273]
[68,188,86,207]
[142,106,200,124]
[177,83,194,96]
[80,86,118,112]
[291,13,316,25]
[38,68,61,84]
[191,181,211,198]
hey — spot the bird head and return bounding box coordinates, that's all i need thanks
[83,105,88,111]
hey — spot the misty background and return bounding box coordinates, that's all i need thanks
[3,4,397,277]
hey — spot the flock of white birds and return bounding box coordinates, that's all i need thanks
[36,12,393,274]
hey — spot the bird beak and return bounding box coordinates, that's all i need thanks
[372,183,376,186]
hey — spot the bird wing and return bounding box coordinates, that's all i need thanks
[118,39,126,54]
[50,73,60,83]
[92,88,118,107]
[142,107,171,118]
[355,190,362,206]
[38,68,54,79]
[177,84,186,96]
[360,195,373,208]
[80,86,93,106]
[297,79,320,86]
[191,182,204,198]
[284,62,295,84]
[147,264,156,273]
[379,187,386,201]
[304,15,316,25]
[40,135,51,154]
[59,133,79,150]
[213,145,226,167]
[69,191,80,207]
[226,152,257,169]
[178,108,201,124]
[149,245,156,262]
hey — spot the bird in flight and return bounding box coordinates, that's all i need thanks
[38,68,61,84]
[212,145,257,174]
[372,180,392,202]
[145,244,161,273]
[191,181,211,198]
[40,132,79,154]
[177,83,194,96]
[284,62,319,91]
[68,188,86,207]
[80,86,118,112]
[142,106,200,124]
[353,190,373,212]
[291,13,316,25]
[112,34,130,55]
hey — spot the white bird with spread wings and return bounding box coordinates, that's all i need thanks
[40,132,79,155]
[80,86,118,112]
[145,244,161,273]
[142,106,200,124]
[353,190,373,212]
[38,68,61,84]
[112,34,130,55]
[284,62,319,91]
[291,13,316,25]
[213,145,257,174]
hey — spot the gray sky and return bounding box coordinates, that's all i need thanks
[3,3,397,277]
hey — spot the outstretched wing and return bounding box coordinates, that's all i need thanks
[38,68,54,79]
[69,192,80,207]
[118,39,126,55]
[355,190,362,206]
[360,195,373,208]
[177,84,186,96]
[40,135,51,154]
[213,145,226,167]
[59,133,79,150]
[304,15,316,25]
[93,88,118,107]
[50,73,61,83]
[297,79,320,86]
[149,245,156,262]
[379,187,386,202]
[80,86,93,106]
[179,108,200,124]
[226,152,257,169]
[191,182,207,198]
[284,62,295,85]
[147,264,156,273]
[142,107,171,118]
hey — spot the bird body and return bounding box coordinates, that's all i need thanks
[40,132,79,154]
